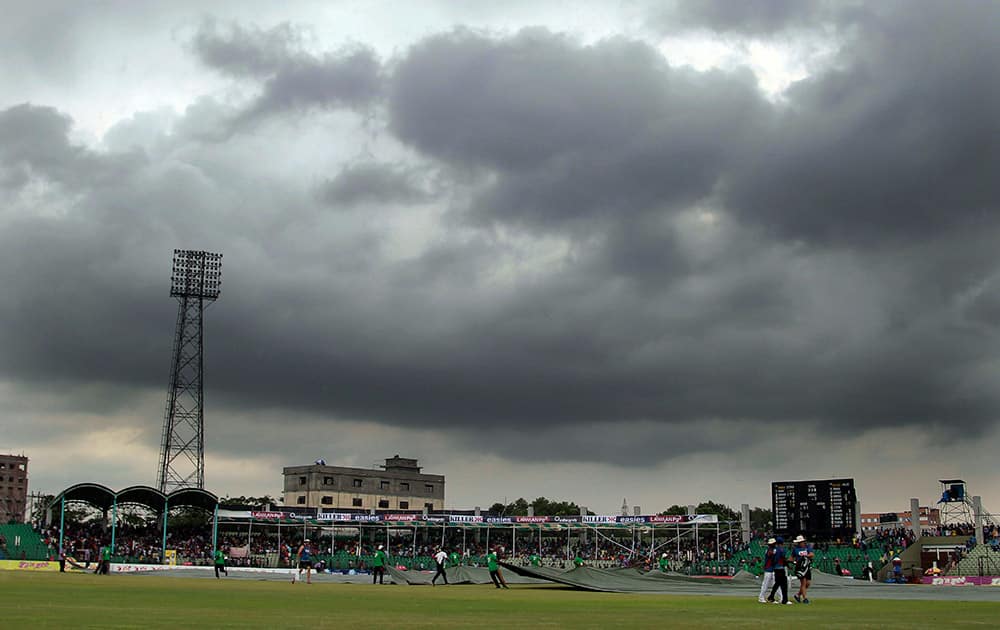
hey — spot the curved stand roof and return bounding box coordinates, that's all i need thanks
[49,484,218,513]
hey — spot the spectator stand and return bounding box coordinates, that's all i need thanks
[46,483,219,564]
[212,510,740,572]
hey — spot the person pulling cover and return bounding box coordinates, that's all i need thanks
[371,544,387,585]
[432,547,449,585]
[486,548,509,589]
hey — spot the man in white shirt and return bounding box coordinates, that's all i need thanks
[432,547,449,585]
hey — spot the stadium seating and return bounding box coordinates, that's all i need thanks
[721,540,887,578]
[0,524,51,561]
[951,543,1000,576]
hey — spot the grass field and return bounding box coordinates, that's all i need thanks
[3,572,999,629]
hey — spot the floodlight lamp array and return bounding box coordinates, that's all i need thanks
[170,249,223,298]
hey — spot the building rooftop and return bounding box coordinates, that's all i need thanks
[381,455,421,473]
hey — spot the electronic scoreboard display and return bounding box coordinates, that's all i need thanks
[771,478,857,539]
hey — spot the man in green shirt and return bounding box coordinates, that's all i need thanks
[573,555,585,568]
[97,543,111,575]
[659,553,669,572]
[449,550,461,567]
[371,544,387,585]
[486,548,509,589]
[214,548,227,579]
[529,553,541,567]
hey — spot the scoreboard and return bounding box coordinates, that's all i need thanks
[772,478,857,539]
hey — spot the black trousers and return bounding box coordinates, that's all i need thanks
[373,566,385,584]
[432,563,448,584]
[489,569,503,588]
[215,563,227,578]
[769,569,789,603]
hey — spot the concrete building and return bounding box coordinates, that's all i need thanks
[282,455,444,512]
[860,506,940,532]
[0,454,28,523]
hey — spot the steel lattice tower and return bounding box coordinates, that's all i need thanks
[157,250,223,493]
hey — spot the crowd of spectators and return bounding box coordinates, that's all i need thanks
[34,520,215,565]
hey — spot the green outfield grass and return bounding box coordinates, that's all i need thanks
[2,572,998,629]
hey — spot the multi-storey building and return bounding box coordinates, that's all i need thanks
[282,455,444,512]
[859,506,941,531]
[0,454,28,523]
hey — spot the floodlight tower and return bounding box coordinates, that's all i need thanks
[156,250,223,493]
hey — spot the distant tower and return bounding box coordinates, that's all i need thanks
[621,498,629,516]
[156,250,223,493]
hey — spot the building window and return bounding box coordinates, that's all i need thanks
[321,496,333,505]
[399,501,409,510]
[378,499,390,509]
[296,496,306,505]
[380,480,390,490]
[323,477,334,485]
[352,498,363,507]
[425,484,434,493]
[353,479,363,488]
[400,482,409,491]
[425,503,434,510]
[299,476,307,486]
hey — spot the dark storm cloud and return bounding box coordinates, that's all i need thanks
[723,0,1000,245]
[0,104,142,189]
[389,28,767,229]
[3,1,1000,470]
[321,162,432,207]
[193,20,382,127]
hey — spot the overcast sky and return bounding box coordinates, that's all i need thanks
[2,0,999,516]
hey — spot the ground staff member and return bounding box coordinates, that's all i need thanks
[757,538,776,603]
[372,544,387,585]
[432,547,449,585]
[96,543,111,575]
[214,547,228,579]
[486,548,509,589]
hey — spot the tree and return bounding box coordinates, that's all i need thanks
[659,502,741,520]
[30,494,54,524]
[695,501,740,522]
[750,507,773,530]
[219,495,278,510]
[166,506,212,528]
[489,497,593,516]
